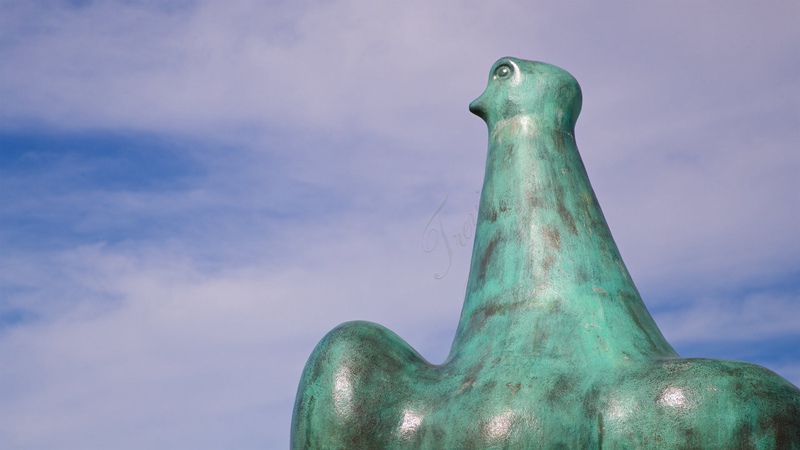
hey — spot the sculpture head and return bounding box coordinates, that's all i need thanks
[469,57,582,132]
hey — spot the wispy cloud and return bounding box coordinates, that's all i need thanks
[658,289,800,344]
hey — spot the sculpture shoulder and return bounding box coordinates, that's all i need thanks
[291,321,434,449]
[303,321,430,374]
[602,358,800,449]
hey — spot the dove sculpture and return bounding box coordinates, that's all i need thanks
[291,57,800,449]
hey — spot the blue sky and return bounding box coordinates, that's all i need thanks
[1,1,798,448]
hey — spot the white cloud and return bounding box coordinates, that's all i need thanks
[657,291,800,344]
[0,212,472,448]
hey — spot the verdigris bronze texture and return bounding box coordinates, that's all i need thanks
[291,57,800,449]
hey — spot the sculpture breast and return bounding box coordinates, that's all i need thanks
[291,57,800,449]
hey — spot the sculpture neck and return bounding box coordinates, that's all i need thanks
[448,115,676,364]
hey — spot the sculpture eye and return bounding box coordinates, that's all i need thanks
[494,64,512,79]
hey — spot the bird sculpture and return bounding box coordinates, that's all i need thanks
[291,57,800,449]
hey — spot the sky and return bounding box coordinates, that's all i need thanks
[0,1,798,448]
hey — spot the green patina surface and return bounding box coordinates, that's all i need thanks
[291,57,800,449]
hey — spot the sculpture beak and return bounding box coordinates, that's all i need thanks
[469,95,487,120]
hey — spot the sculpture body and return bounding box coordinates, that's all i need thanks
[291,57,800,449]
